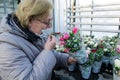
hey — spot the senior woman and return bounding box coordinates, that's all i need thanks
[0,0,77,80]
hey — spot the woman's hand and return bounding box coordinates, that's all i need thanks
[44,35,56,50]
[67,57,77,65]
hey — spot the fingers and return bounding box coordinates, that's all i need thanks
[71,59,77,64]
[44,35,56,50]
[68,57,77,65]
[48,35,56,42]
[72,58,77,62]
[47,36,52,41]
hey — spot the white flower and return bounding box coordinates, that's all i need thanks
[94,43,98,48]
[104,48,108,52]
[86,50,91,54]
[56,45,65,51]
[115,59,120,68]
[86,50,91,58]
[84,39,88,43]
[108,39,111,41]
[56,45,59,48]
[110,42,114,45]
[117,45,120,48]
[102,41,105,43]
[84,44,87,47]
[88,37,91,39]
[87,47,91,50]
[89,41,94,45]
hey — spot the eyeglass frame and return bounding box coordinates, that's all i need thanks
[36,19,52,27]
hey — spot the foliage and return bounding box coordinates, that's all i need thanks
[56,27,82,53]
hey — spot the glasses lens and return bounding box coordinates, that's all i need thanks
[36,19,52,27]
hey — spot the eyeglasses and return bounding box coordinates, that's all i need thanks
[36,19,52,27]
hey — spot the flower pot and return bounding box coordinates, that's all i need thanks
[110,56,114,65]
[113,73,120,80]
[71,47,87,64]
[78,64,81,71]
[68,63,76,71]
[92,60,102,73]
[113,69,120,80]
[110,56,118,65]
[80,65,92,79]
[102,56,110,67]
[113,58,120,80]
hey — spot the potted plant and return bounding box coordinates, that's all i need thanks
[56,27,87,71]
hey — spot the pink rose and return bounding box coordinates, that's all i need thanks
[72,27,79,34]
[60,41,66,45]
[59,36,64,41]
[63,33,70,40]
[116,45,120,53]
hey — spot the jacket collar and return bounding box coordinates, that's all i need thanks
[6,13,40,42]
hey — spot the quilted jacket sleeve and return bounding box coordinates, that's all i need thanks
[0,42,56,80]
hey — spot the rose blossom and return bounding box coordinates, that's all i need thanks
[72,27,79,34]
[116,45,120,53]
[60,41,66,46]
[63,33,70,40]
[59,36,64,41]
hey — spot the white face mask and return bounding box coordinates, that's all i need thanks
[35,32,40,36]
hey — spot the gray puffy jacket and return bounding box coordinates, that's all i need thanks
[0,14,69,80]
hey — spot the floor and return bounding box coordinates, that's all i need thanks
[54,69,113,80]
[54,63,113,80]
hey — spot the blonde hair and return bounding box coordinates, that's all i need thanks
[15,0,52,28]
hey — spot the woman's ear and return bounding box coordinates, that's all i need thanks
[29,16,33,23]
[28,16,34,27]
[28,20,32,28]
[28,22,31,28]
